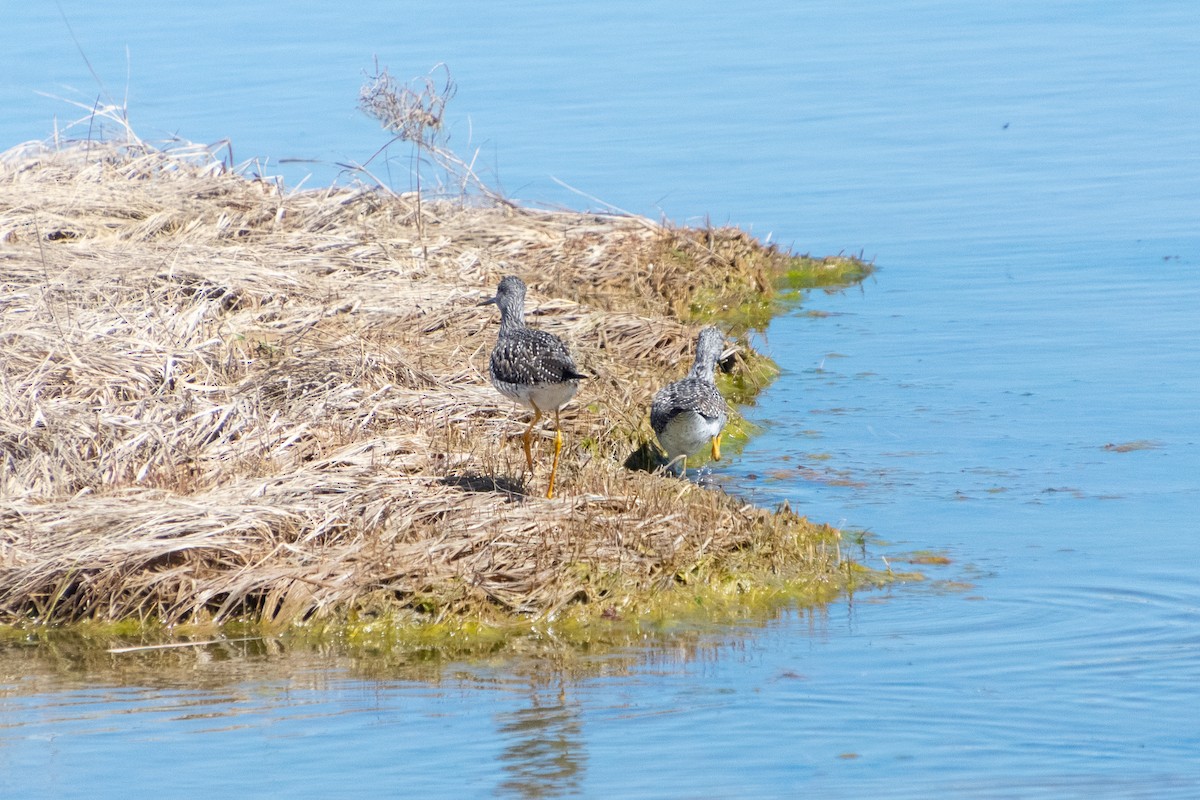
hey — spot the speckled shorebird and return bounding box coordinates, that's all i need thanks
[650,327,729,475]
[481,275,587,499]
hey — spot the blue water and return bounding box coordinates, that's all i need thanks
[3,1,1199,797]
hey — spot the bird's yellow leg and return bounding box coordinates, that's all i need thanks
[711,431,723,461]
[523,408,541,473]
[546,410,564,499]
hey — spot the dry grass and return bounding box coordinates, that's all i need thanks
[0,134,873,628]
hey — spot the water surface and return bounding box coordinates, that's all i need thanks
[2,1,1199,797]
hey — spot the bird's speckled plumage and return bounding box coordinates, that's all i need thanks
[481,275,586,498]
[650,327,729,471]
[484,276,585,409]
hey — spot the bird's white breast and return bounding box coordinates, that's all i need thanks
[494,378,579,414]
[656,410,722,460]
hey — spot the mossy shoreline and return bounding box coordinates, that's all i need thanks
[0,135,900,654]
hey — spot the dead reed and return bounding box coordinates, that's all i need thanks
[0,134,876,630]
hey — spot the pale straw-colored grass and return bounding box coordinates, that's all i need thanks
[0,134,868,627]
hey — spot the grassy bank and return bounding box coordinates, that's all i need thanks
[0,134,889,641]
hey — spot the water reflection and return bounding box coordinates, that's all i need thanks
[495,679,585,798]
[0,622,810,797]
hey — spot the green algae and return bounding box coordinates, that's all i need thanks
[687,252,874,331]
[0,559,913,662]
[0,487,917,661]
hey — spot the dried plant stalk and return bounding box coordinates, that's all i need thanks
[0,133,868,627]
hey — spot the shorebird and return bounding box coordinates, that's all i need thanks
[481,275,587,499]
[650,327,730,476]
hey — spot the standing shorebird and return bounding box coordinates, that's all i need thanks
[481,275,587,499]
[650,327,730,476]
